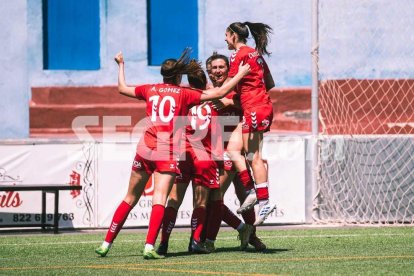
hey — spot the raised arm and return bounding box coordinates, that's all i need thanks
[114,52,136,98]
[200,63,250,101]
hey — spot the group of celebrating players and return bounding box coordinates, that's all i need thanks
[95,21,277,259]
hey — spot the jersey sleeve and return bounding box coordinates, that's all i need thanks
[134,85,148,100]
[184,88,202,107]
[228,53,242,78]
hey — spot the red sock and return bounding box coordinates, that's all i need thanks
[255,182,269,201]
[222,203,242,229]
[105,201,133,243]
[160,206,178,244]
[238,170,255,191]
[206,200,223,241]
[191,207,206,242]
[145,204,165,245]
[242,208,256,225]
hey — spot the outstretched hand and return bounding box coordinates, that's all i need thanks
[114,52,124,65]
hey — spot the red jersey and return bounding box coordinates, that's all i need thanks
[185,101,222,160]
[228,46,272,110]
[134,83,201,154]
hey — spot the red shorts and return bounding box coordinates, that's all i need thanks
[132,153,178,175]
[242,104,273,133]
[176,149,219,189]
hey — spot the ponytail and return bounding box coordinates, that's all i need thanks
[227,22,272,56]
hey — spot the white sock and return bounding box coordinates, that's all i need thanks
[236,222,245,231]
[245,188,255,195]
[145,243,154,251]
[102,241,112,249]
[254,182,268,189]
[259,199,269,206]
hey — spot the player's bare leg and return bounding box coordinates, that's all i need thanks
[143,171,175,259]
[96,170,149,257]
[227,123,257,213]
[243,131,276,226]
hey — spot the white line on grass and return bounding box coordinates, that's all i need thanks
[0,232,412,246]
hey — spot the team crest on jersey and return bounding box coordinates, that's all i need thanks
[133,161,142,169]
[170,163,175,169]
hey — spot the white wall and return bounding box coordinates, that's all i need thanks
[0,1,29,139]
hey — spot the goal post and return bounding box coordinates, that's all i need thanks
[312,0,414,224]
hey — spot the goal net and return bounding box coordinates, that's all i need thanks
[314,0,414,224]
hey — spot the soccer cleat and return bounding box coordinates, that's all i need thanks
[191,239,210,254]
[249,234,267,251]
[237,189,257,214]
[143,248,165,260]
[253,201,277,226]
[205,240,216,253]
[95,245,110,257]
[238,224,254,250]
[156,242,169,256]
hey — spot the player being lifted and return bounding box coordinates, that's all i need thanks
[95,49,250,259]
[224,22,277,225]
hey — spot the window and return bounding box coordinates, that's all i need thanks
[147,0,198,65]
[43,0,100,70]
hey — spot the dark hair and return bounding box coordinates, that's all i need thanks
[227,22,272,56]
[161,48,201,84]
[206,51,229,72]
[187,60,207,90]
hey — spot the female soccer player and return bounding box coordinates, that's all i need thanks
[157,64,223,255]
[224,22,277,225]
[207,52,266,251]
[95,49,250,259]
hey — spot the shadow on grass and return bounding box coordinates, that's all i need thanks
[163,246,290,258]
[100,246,290,259]
[216,246,290,254]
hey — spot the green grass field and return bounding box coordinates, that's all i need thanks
[1,226,413,275]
